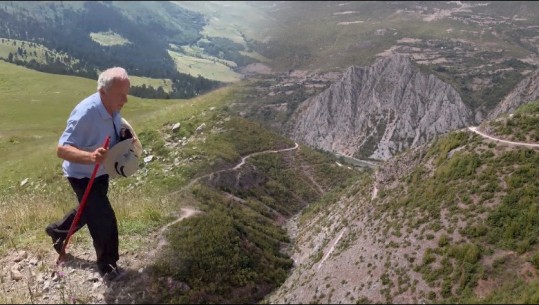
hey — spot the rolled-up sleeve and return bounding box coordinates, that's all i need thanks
[58,108,90,147]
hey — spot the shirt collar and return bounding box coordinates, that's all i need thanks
[96,92,114,120]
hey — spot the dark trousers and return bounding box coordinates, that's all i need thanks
[46,175,119,273]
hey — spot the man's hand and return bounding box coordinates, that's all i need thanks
[91,147,108,164]
[57,144,109,165]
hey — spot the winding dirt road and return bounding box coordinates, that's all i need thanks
[468,126,539,148]
[372,126,538,201]
[171,142,300,194]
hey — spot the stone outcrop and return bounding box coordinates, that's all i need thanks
[286,54,474,160]
[488,67,539,119]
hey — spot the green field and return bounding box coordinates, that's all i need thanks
[179,44,238,68]
[0,60,177,188]
[0,38,77,65]
[129,75,173,93]
[0,59,238,259]
[167,49,242,83]
[171,1,272,44]
[89,31,131,46]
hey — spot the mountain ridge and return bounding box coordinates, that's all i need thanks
[269,100,539,304]
[489,68,539,119]
[287,53,474,160]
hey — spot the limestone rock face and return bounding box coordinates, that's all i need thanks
[286,54,474,160]
[488,68,539,119]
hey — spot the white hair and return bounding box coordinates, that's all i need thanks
[97,67,129,92]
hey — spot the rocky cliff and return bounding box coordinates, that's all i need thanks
[286,54,474,160]
[488,67,539,119]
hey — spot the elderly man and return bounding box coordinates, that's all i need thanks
[45,67,130,281]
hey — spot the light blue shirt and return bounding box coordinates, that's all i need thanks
[58,92,121,178]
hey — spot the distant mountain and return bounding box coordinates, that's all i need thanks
[0,1,222,98]
[269,100,539,304]
[286,54,474,160]
[284,52,539,161]
[488,68,539,119]
[232,1,539,160]
[0,1,202,72]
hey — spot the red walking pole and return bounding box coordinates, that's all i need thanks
[57,136,110,264]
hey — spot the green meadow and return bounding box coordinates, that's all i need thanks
[0,61,189,252]
[167,49,242,83]
[0,59,250,277]
[89,31,131,46]
[0,60,174,188]
[171,1,272,44]
[0,38,77,65]
[129,75,174,93]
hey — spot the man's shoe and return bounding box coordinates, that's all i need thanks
[101,266,126,283]
[45,227,64,254]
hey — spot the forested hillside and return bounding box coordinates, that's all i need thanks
[0,1,221,98]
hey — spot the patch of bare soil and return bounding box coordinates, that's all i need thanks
[0,207,199,304]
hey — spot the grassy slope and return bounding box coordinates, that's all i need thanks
[171,1,271,44]
[167,49,242,83]
[89,31,130,46]
[129,75,173,93]
[0,61,359,303]
[386,102,539,303]
[0,38,77,65]
[0,60,172,189]
[0,60,181,253]
[109,1,266,83]
[1,4,244,84]
[282,100,539,303]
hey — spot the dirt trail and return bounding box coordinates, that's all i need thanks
[170,142,299,195]
[0,207,201,304]
[468,126,539,148]
[146,207,200,262]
